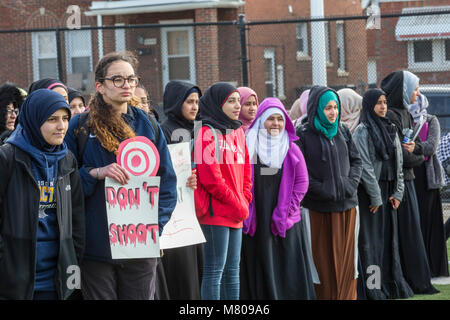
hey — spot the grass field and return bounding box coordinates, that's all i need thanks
[401,239,450,300]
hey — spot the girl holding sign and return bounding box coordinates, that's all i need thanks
[65,51,177,300]
[240,97,316,299]
[194,82,252,300]
[0,89,85,299]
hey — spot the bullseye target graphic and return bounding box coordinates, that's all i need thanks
[117,136,160,176]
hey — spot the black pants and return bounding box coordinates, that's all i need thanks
[80,258,158,300]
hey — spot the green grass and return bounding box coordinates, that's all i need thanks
[401,239,450,300]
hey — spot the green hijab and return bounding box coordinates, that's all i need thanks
[314,90,340,140]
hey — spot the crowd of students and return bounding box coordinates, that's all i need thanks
[0,50,449,300]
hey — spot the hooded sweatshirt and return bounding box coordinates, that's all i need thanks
[244,98,309,237]
[161,80,202,143]
[7,89,71,292]
[381,70,424,180]
[28,78,67,95]
[194,82,252,228]
[294,85,362,213]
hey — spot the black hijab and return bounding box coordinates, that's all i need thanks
[28,78,67,94]
[198,82,241,134]
[161,80,201,143]
[68,87,85,105]
[361,88,397,160]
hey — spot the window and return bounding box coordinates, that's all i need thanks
[276,65,286,100]
[336,21,346,71]
[65,29,93,89]
[115,23,126,52]
[407,39,450,71]
[367,59,377,87]
[264,49,276,97]
[32,32,58,81]
[160,21,196,88]
[324,21,331,63]
[413,40,432,62]
[445,40,450,61]
[296,23,308,56]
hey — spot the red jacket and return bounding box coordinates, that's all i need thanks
[194,126,252,228]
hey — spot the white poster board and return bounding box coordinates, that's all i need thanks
[159,142,206,249]
[105,175,161,259]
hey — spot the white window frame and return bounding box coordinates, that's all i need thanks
[264,49,276,97]
[296,22,309,57]
[367,59,377,86]
[64,28,93,76]
[160,19,196,88]
[324,21,332,65]
[336,20,346,72]
[31,31,58,81]
[407,39,450,72]
[115,23,126,52]
[276,64,286,100]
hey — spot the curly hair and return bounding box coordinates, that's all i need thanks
[87,51,139,154]
[0,82,25,133]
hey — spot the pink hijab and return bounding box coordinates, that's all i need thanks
[291,89,310,127]
[237,86,259,133]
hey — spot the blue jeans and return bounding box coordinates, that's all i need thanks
[201,225,242,300]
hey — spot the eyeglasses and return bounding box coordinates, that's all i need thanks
[102,75,140,88]
[6,108,19,116]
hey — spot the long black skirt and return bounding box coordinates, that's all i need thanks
[397,180,439,294]
[240,162,315,300]
[358,182,413,299]
[413,162,449,277]
[154,244,203,300]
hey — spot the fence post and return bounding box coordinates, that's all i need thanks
[238,14,249,87]
[55,28,64,83]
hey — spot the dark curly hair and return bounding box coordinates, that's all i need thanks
[0,82,25,133]
[86,51,139,154]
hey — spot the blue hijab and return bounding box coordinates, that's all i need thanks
[7,89,71,179]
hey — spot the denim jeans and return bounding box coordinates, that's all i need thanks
[201,224,242,300]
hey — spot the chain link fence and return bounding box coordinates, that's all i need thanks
[0,9,449,200]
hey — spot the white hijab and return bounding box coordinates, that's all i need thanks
[246,107,290,169]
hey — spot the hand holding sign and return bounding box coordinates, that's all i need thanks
[106,136,162,259]
[117,136,160,176]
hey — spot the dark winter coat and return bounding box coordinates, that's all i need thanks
[295,85,362,213]
[0,144,85,299]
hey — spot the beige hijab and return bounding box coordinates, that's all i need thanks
[337,88,362,133]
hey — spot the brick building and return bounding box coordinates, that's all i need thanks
[242,0,368,108]
[0,0,244,104]
[366,0,450,87]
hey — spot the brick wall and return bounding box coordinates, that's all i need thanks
[371,0,450,85]
[0,0,93,90]
[243,0,367,109]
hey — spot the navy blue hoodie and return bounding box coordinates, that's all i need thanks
[65,106,177,262]
[7,89,71,292]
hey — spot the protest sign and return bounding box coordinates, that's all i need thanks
[105,136,161,259]
[159,142,206,249]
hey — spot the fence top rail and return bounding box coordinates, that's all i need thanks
[0,9,449,33]
[0,20,239,34]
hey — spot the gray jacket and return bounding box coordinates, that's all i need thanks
[421,114,445,190]
[353,123,404,207]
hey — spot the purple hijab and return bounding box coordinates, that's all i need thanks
[243,97,309,237]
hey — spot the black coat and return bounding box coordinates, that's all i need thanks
[295,85,362,213]
[381,71,424,181]
[0,144,85,299]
